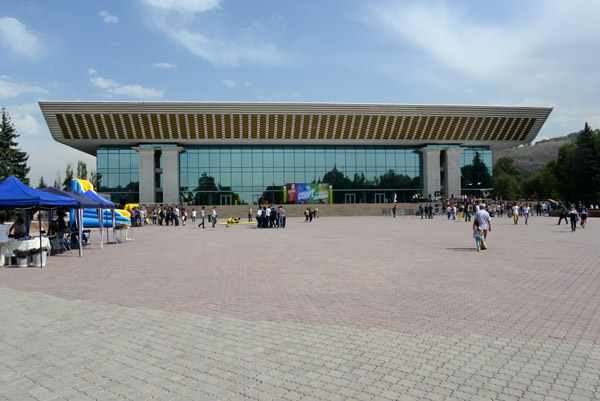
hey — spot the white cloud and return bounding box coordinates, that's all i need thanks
[152,62,177,68]
[0,77,46,98]
[222,79,236,87]
[169,29,284,67]
[141,0,222,13]
[4,103,45,137]
[88,68,98,75]
[99,11,118,24]
[90,74,164,98]
[0,17,45,59]
[140,0,284,67]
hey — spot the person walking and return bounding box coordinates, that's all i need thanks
[278,206,286,228]
[191,208,196,223]
[524,204,530,225]
[474,204,492,249]
[248,207,252,222]
[569,205,578,232]
[198,206,205,229]
[211,206,218,228]
[558,204,569,225]
[512,202,519,225]
[393,204,397,218]
[580,205,588,228]
[473,219,484,252]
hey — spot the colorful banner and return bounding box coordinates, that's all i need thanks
[286,183,330,204]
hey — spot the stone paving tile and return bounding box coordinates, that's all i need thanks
[2,215,600,400]
[1,288,600,400]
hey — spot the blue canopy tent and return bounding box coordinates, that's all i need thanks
[40,187,109,253]
[0,176,78,261]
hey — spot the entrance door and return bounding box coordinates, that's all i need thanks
[375,193,385,203]
[220,194,232,205]
[345,193,356,204]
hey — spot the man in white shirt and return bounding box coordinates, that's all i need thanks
[512,203,519,225]
[474,204,492,249]
[211,207,217,228]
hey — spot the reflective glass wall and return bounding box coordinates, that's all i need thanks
[97,146,139,204]
[180,145,422,204]
[461,148,492,194]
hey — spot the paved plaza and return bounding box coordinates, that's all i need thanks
[1,214,599,400]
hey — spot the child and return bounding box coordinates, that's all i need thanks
[473,220,484,252]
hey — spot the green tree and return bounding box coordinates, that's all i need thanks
[37,176,47,189]
[63,163,74,191]
[89,170,98,188]
[553,143,576,202]
[574,123,600,204]
[76,160,88,181]
[491,157,522,200]
[0,108,30,184]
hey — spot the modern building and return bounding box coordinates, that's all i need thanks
[39,101,552,205]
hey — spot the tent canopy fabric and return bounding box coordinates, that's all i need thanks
[39,187,107,209]
[83,191,115,209]
[0,176,77,209]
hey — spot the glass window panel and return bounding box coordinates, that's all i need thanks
[252,171,263,187]
[231,151,241,168]
[210,152,220,168]
[274,171,284,185]
[294,171,306,183]
[284,150,294,167]
[284,171,295,183]
[108,153,119,167]
[220,172,231,187]
[130,153,139,169]
[274,151,284,167]
[242,172,252,187]
[180,152,188,168]
[263,151,274,169]
[189,173,199,189]
[252,151,263,168]
[315,151,325,168]
[294,151,304,168]
[232,172,242,187]
[198,153,208,168]
[366,150,376,168]
[220,150,230,168]
[180,173,188,188]
[346,150,355,169]
[263,171,274,186]
[97,154,108,170]
[305,151,315,167]
[242,151,252,167]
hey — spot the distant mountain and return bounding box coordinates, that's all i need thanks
[493,129,594,174]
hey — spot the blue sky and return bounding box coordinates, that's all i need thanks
[1,0,599,185]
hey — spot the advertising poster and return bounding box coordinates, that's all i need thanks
[287,183,330,204]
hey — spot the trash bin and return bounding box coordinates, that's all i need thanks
[31,249,47,267]
[14,250,30,267]
[208,215,212,222]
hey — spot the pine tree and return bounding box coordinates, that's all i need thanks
[76,160,88,181]
[37,176,47,189]
[574,123,600,205]
[0,108,30,184]
[63,163,74,191]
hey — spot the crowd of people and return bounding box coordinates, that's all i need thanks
[256,205,286,228]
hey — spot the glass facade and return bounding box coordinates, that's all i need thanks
[461,148,493,194]
[97,146,139,204]
[180,145,422,204]
[96,144,493,205]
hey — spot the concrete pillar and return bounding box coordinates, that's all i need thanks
[133,147,156,204]
[443,148,464,198]
[162,147,184,204]
[419,147,441,199]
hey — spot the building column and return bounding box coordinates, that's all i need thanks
[162,147,184,204]
[419,147,442,199]
[443,148,464,198]
[133,147,156,204]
